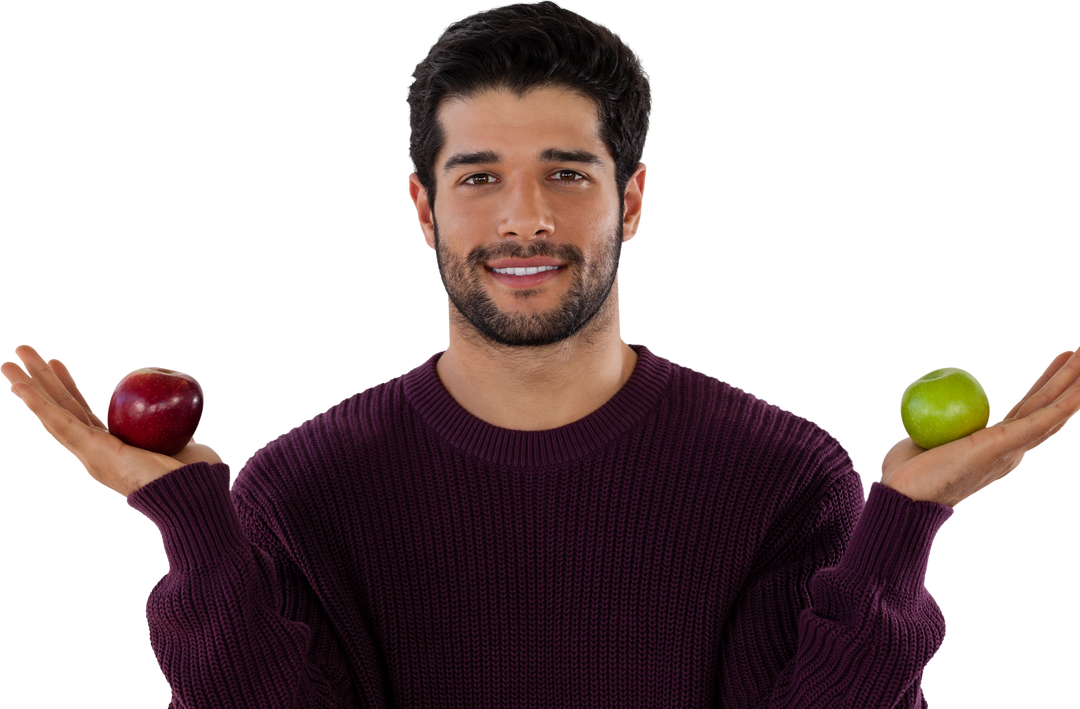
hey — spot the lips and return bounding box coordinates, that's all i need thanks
[487,264,565,289]
[486,257,566,269]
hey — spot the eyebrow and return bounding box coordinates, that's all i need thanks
[442,148,604,173]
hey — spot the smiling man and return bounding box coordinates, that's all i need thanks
[5,2,1080,708]
[412,84,644,431]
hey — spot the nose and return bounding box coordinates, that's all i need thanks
[497,177,554,241]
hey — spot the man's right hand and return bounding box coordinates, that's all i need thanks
[3,345,222,497]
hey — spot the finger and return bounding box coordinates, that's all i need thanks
[1022,385,1080,453]
[11,380,118,495]
[14,345,93,426]
[3,360,35,386]
[1005,349,1076,420]
[9,380,113,473]
[1,360,32,387]
[12,382,76,449]
[1014,348,1080,420]
[174,441,223,467]
[48,359,106,429]
[993,378,1080,456]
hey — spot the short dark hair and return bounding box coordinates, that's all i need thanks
[408,1,651,206]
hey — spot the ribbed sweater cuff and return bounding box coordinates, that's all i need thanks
[835,482,954,597]
[127,462,250,572]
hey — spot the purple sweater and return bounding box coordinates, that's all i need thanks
[128,345,953,708]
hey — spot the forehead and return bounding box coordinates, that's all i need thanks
[435,86,609,169]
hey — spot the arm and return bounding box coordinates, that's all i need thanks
[716,467,950,709]
[3,346,369,708]
[129,461,368,709]
[716,345,1080,708]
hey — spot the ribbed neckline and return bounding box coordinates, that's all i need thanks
[401,344,672,468]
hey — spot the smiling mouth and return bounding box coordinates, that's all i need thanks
[486,264,566,288]
[489,265,563,275]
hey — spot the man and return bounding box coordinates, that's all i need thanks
[406,88,639,432]
[4,3,1079,707]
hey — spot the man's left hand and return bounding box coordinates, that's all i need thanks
[881,347,1080,507]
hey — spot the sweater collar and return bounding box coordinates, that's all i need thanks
[402,344,672,468]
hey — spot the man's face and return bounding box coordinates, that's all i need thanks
[410,86,644,348]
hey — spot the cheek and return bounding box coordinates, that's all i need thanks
[573,206,619,241]
[587,210,613,232]
[435,202,496,244]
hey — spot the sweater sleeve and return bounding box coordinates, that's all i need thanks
[715,469,952,708]
[127,461,369,709]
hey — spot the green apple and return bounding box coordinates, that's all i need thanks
[901,368,990,449]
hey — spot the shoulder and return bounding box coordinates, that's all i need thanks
[662,356,859,500]
[232,369,413,507]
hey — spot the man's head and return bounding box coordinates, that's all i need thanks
[408,1,650,208]
[407,3,650,349]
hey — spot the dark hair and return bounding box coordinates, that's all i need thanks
[408,1,650,206]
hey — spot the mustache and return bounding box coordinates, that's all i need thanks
[465,241,584,268]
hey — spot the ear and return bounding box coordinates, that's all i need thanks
[409,173,436,249]
[621,163,646,241]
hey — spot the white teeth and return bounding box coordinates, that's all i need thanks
[492,265,561,275]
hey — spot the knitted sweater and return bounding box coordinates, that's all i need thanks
[128,344,953,708]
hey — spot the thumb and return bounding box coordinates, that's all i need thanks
[172,440,225,469]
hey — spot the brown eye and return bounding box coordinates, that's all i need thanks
[464,172,496,186]
[460,170,587,188]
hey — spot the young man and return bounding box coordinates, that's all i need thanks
[5,3,1079,707]
[406,83,639,434]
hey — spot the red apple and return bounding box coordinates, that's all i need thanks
[107,368,203,456]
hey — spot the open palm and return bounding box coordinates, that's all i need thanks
[881,348,1080,507]
[4,345,221,497]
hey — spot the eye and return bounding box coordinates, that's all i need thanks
[552,170,587,182]
[464,172,496,186]
[460,170,587,188]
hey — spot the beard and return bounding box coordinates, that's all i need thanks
[434,195,630,350]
